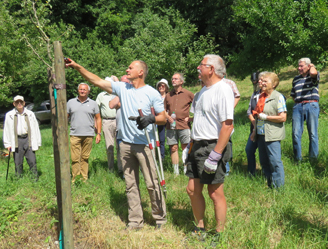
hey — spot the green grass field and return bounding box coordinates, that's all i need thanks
[1,67,328,248]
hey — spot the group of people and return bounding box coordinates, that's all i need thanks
[245,58,319,188]
[2,54,320,242]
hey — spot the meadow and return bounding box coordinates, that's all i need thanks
[0,67,328,248]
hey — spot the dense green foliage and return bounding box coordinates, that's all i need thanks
[1,0,328,106]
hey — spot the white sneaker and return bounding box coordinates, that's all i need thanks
[174,164,179,175]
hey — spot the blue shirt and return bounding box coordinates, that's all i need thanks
[111,82,164,145]
[290,72,320,102]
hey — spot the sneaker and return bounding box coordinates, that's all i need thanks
[174,164,179,175]
[191,227,207,241]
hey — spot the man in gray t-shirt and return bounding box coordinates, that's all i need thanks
[67,83,101,182]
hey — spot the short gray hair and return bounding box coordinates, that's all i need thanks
[299,58,311,66]
[136,60,148,79]
[204,54,226,78]
[78,83,90,91]
[173,72,184,83]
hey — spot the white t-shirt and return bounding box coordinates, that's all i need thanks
[191,79,234,140]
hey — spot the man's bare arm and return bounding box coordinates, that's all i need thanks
[109,96,121,109]
[213,119,234,154]
[66,59,113,93]
[155,111,166,125]
[234,97,240,108]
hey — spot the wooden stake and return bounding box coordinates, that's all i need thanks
[53,41,74,248]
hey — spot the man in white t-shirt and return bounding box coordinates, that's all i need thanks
[186,54,234,242]
[66,59,167,230]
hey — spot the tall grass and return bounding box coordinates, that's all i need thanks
[0,67,328,248]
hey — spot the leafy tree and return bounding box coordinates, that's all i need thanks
[117,8,217,86]
[229,0,328,77]
[0,2,30,106]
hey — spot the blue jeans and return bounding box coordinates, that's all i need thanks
[245,133,258,175]
[257,135,285,188]
[292,102,319,161]
[157,125,166,159]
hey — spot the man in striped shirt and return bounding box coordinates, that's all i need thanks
[290,58,320,161]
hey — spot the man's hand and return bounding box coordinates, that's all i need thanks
[96,134,101,144]
[111,75,119,82]
[204,150,222,174]
[136,114,156,130]
[167,116,173,124]
[7,147,11,152]
[250,130,256,142]
[258,113,268,120]
[65,58,77,68]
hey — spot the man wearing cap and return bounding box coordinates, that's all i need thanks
[291,58,320,161]
[3,95,41,180]
[67,83,101,182]
[96,76,119,172]
[165,72,194,175]
[156,78,170,160]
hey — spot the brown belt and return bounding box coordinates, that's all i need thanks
[299,100,318,104]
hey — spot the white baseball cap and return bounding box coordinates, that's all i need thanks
[13,95,24,102]
[156,78,169,89]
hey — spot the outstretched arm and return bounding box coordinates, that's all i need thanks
[66,59,113,93]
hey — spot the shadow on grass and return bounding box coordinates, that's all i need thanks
[106,182,158,226]
[89,158,108,178]
[281,205,328,242]
[166,200,194,232]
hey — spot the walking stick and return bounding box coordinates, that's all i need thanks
[150,107,166,194]
[129,110,167,198]
[6,151,11,181]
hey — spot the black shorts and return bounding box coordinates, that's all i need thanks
[185,140,231,184]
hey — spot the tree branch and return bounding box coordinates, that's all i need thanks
[22,35,52,68]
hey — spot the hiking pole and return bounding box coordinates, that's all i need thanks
[137,109,167,198]
[150,107,167,195]
[6,151,11,181]
[129,110,167,198]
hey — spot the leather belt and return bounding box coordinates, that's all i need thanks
[18,134,28,138]
[298,100,318,104]
[103,117,116,120]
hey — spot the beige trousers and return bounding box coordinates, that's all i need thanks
[70,136,93,182]
[120,141,167,228]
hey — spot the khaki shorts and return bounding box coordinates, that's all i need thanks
[166,129,191,145]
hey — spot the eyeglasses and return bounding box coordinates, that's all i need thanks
[158,85,165,88]
[199,63,212,68]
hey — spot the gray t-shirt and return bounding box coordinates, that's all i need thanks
[67,97,100,136]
